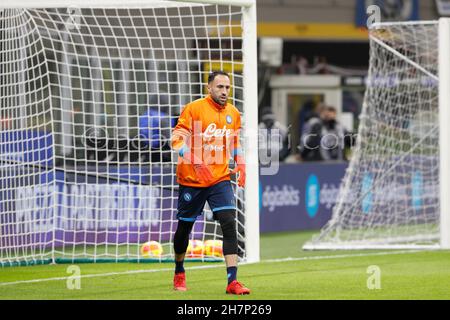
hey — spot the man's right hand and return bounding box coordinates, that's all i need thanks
[181,148,214,184]
[192,161,214,184]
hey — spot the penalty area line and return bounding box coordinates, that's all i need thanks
[0,264,223,287]
[258,249,423,264]
[0,250,423,287]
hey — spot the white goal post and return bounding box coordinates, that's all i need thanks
[0,0,259,266]
[304,18,450,250]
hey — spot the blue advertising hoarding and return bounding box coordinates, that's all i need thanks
[259,162,348,233]
[0,165,204,249]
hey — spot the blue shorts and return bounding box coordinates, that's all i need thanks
[177,180,236,222]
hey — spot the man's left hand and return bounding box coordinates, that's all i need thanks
[230,156,246,187]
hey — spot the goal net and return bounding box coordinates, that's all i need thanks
[0,0,259,266]
[304,21,445,250]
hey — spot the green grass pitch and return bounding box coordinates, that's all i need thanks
[1,230,450,300]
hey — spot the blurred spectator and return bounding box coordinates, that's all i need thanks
[0,116,12,131]
[296,56,308,74]
[139,94,176,162]
[139,95,175,149]
[258,107,290,163]
[299,105,354,162]
[297,100,320,140]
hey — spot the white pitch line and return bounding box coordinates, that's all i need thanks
[0,250,424,287]
[260,249,423,264]
[0,264,223,287]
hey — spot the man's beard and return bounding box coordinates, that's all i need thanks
[324,119,336,129]
[212,95,226,106]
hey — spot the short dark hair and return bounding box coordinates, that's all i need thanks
[326,106,337,113]
[208,71,230,83]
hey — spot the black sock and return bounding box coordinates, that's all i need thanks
[175,260,185,274]
[227,266,237,284]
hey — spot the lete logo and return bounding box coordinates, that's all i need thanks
[203,123,234,140]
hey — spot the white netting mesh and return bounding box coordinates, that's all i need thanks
[305,22,441,249]
[0,3,249,265]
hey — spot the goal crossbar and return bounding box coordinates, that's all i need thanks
[0,0,256,9]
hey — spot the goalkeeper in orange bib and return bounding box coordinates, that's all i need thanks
[171,71,249,295]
